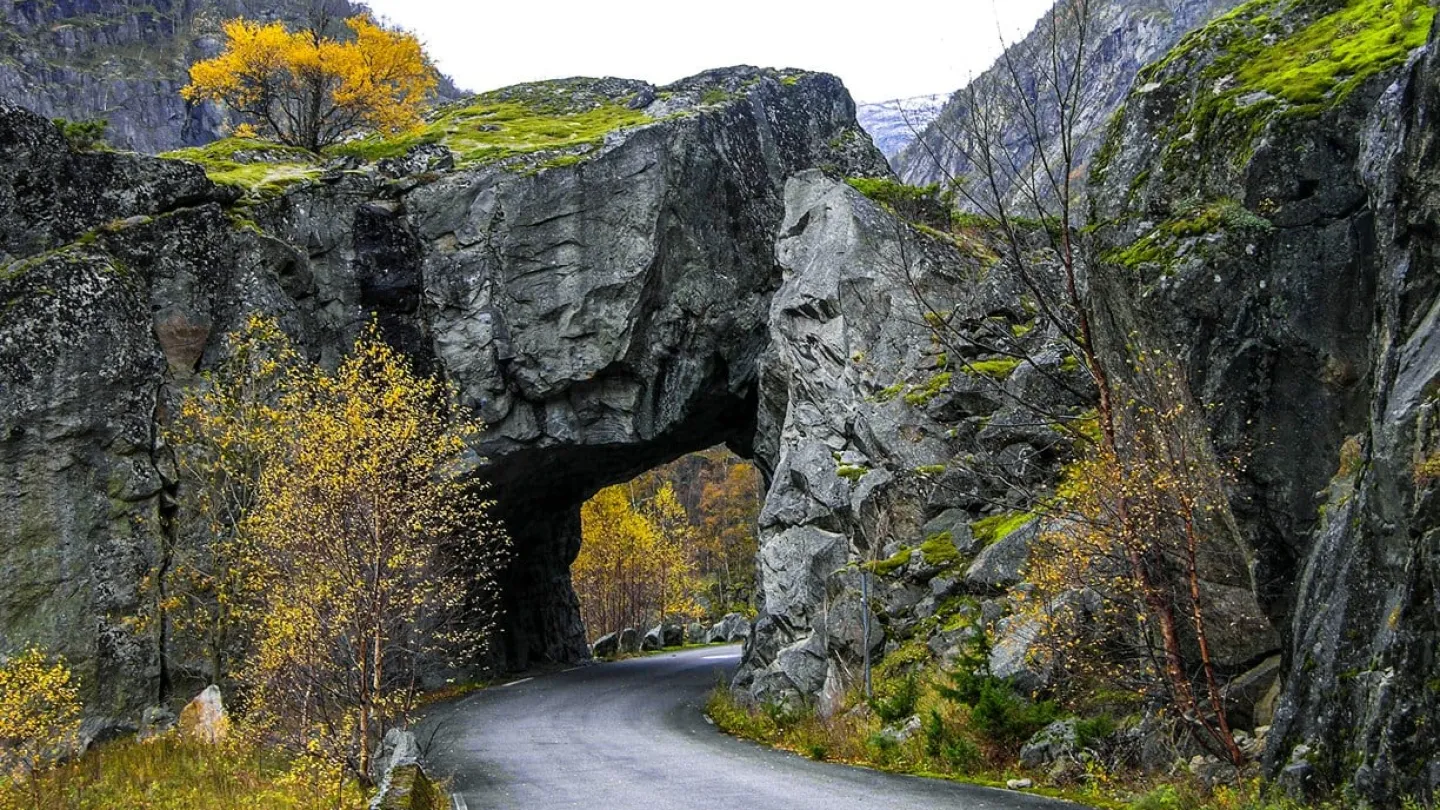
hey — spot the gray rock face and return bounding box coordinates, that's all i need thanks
[963,519,1039,590]
[0,68,886,712]
[1084,1,1440,801]
[617,628,641,655]
[707,612,752,644]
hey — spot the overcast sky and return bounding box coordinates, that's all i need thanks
[363,0,1056,104]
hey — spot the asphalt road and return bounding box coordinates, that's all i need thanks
[422,644,1083,810]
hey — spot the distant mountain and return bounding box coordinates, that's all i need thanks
[0,0,462,154]
[855,94,948,166]
[894,0,1242,206]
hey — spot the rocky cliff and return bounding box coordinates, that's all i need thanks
[895,0,1240,205]
[4,0,1440,802]
[0,66,886,717]
[1083,0,1438,800]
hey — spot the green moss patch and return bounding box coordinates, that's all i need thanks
[960,358,1019,379]
[971,511,1036,547]
[866,546,913,576]
[1127,0,1433,192]
[904,372,952,406]
[1102,198,1272,281]
[332,79,651,169]
[161,137,322,200]
[920,532,961,567]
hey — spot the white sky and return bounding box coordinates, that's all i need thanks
[362,0,1056,104]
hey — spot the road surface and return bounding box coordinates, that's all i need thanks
[422,644,1082,810]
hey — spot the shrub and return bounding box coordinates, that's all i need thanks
[921,709,981,772]
[869,674,919,723]
[968,679,1058,749]
[1130,784,1182,810]
[0,647,81,781]
[935,633,1057,750]
[52,118,108,151]
[1076,715,1117,749]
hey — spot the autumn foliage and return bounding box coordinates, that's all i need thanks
[0,648,81,784]
[572,450,762,640]
[157,316,507,784]
[573,484,701,637]
[182,15,437,152]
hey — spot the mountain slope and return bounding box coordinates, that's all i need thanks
[855,94,947,165]
[894,0,1241,205]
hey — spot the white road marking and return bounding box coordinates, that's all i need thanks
[501,677,534,687]
[452,792,469,810]
[702,654,740,660]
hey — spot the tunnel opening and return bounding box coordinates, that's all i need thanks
[568,447,764,649]
[482,374,767,671]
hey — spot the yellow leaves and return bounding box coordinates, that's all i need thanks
[0,648,81,777]
[182,14,437,151]
[573,483,705,636]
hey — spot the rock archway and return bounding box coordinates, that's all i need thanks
[0,70,889,709]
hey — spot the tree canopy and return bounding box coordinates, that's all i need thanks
[182,14,438,152]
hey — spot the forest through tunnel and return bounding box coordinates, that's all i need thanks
[483,398,767,671]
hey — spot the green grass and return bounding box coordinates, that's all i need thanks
[0,734,366,810]
[331,79,651,168]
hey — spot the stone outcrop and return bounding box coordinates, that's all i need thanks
[4,3,1440,801]
[1083,0,1440,801]
[0,67,886,709]
[178,685,227,743]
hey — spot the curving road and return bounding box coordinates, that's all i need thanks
[422,644,1083,810]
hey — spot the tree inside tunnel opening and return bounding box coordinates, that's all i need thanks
[572,448,762,645]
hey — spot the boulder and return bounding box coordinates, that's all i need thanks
[178,685,227,744]
[963,517,1039,589]
[618,627,641,654]
[661,623,684,647]
[714,612,751,642]
[138,705,177,740]
[1224,654,1282,730]
[988,614,1046,693]
[642,626,664,651]
[687,622,707,644]
[1019,719,1080,768]
[590,632,619,658]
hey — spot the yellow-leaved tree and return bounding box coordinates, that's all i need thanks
[182,14,437,152]
[240,324,509,781]
[0,648,81,801]
[572,483,700,640]
[159,315,297,690]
